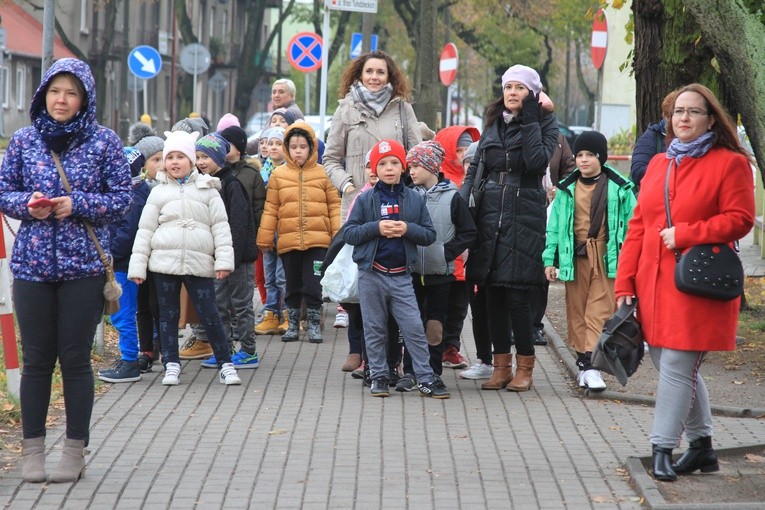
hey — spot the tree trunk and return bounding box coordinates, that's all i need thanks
[233,0,297,122]
[632,0,719,134]
[684,0,765,182]
[413,0,439,130]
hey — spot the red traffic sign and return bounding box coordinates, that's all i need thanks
[287,32,323,73]
[439,43,459,86]
[591,9,608,70]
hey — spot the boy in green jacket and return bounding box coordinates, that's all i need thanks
[542,131,636,392]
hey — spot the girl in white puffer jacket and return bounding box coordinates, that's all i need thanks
[128,130,240,387]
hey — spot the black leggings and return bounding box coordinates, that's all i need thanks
[14,277,104,445]
[487,286,534,356]
[136,270,160,354]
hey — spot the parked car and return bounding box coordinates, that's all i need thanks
[245,112,272,136]
[302,115,332,142]
[558,123,593,150]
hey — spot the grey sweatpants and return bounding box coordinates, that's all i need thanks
[358,270,435,384]
[649,346,713,448]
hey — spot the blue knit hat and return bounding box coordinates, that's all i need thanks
[123,146,145,178]
[195,133,230,169]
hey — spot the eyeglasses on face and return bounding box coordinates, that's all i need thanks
[672,108,708,118]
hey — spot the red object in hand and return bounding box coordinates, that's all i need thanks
[28,197,55,208]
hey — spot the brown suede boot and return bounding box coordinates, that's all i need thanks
[506,354,535,391]
[481,353,513,390]
[48,438,86,483]
[21,437,46,483]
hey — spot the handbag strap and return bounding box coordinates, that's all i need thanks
[663,160,682,262]
[399,101,409,152]
[50,151,112,270]
[468,151,486,208]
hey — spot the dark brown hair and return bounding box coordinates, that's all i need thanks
[338,51,411,100]
[665,83,750,159]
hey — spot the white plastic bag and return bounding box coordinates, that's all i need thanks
[321,243,359,303]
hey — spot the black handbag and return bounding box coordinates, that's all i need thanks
[592,299,644,386]
[664,162,744,301]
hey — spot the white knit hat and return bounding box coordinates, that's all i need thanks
[163,130,200,165]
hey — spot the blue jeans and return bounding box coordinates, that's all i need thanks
[263,249,285,312]
[154,274,232,366]
[110,271,139,361]
[14,276,104,444]
[215,263,257,353]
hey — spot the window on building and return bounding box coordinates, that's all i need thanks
[80,0,89,34]
[16,67,25,110]
[1,67,9,108]
[210,6,216,39]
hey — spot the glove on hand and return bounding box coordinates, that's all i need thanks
[521,91,541,125]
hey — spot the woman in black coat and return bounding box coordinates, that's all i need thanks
[460,64,559,392]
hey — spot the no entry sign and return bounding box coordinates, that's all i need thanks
[591,9,608,70]
[439,43,459,86]
[287,32,323,73]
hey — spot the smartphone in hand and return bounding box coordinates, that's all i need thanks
[28,197,55,208]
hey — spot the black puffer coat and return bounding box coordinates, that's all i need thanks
[460,113,559,287]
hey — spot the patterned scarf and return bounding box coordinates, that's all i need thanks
[665,131,715,165]
[34,108,88,153]
[350,81,393,117]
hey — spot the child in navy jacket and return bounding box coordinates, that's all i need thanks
[343,139,449,399]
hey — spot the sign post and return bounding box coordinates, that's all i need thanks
[128,45,162,122]
[439,43,459,86]
[287,32,323,117]
[590,9,608,131]
[180,43,211,114]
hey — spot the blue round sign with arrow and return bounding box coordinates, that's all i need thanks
[128,45,162,80]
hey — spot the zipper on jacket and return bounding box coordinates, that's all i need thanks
[299,170,305,251]
[179,182,187,271]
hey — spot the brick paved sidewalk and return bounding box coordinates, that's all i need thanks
[1,311,764,509]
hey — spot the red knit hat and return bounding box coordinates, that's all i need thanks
[369,139,407,175]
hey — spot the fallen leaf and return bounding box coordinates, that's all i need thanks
[268,428,288,435]
[745,453,765,463]
[2,403,14,411]
[733,380,746,385]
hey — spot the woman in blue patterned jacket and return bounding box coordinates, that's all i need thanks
[0,59,131,483]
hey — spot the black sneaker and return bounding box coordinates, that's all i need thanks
[370,377,390,397]
[533,328,548,346]
[395,373,416,392]
[388,368,401,387]
[418,376,450,399]
[98,359,141,383]
[137,351,155,373]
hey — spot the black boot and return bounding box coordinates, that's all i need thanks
[671,436,719,474]
[651,445,677,482]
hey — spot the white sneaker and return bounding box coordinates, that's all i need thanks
[582,369,606,391]
[219,362,241,385]
[577,371,587,388]
[334,310,349,328]
[162,362,181,386]
[459,362,494,380]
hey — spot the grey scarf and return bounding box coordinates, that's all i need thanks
[350,81,393,117]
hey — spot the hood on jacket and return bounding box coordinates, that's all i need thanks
[283,121,319,169]
[30,58,96,128]
[557,165,634,194]
[434,125,480,188]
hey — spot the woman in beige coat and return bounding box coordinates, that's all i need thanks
[323,50,422,221]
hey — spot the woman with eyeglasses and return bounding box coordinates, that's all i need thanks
[615,84,754,482]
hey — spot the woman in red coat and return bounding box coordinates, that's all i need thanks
[615,83,754,482]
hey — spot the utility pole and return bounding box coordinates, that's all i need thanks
[414,0,438,131]
[41,0,55,75]
[361,13,374,52]
[441,7,450,129]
